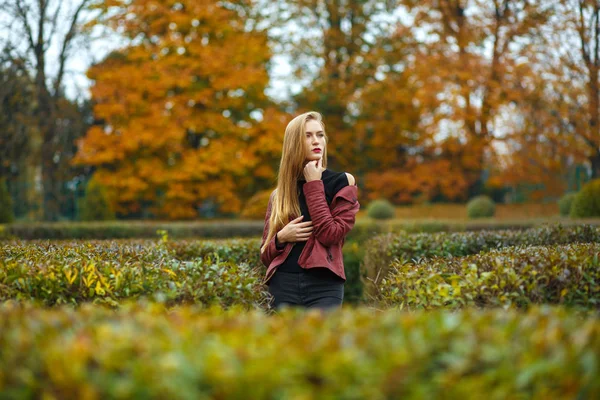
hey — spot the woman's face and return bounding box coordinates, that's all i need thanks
[304,119,326,163]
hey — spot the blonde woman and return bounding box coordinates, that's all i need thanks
[260,111,360,311]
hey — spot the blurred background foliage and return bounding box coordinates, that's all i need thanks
[0,0,597,221]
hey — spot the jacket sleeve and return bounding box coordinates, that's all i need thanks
[303,180,360,247]
[260,190,286,268]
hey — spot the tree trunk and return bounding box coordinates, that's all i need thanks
[37,85,60,221]
[41,137,60,221]
[591,151,600,179]
[586,3,600,181]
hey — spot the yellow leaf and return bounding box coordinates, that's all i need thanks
[162,268,177,277]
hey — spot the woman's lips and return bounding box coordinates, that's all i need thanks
[312,149,321,153]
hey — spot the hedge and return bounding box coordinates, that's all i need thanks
[0,237,365,307]
[0,303,597,399]
[3,218,599,240]
[361,224,600,301]
[0,238,266,308]
[376,243,600,310]
[0,220,265,240]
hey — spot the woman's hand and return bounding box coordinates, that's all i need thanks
[304,158,324,182]
[277,215,313,243]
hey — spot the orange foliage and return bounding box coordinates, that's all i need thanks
[370,0,556,197]
[74,0,288,218]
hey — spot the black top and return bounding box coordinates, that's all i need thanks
[275,168,349,279]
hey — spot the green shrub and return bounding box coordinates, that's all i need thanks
[167,237,261,265]
[0,304,598,398]
[466,195,495,218]
[0,237,367,309]
[2,218,586,241]
[361,224,600,302]
[377,243,600,310]
[366,199,395,220]
[341,240,364,304]
[2,220,265,240]
[0,178,15,223]
[570,179,600,218]
[79,177,115,221]
[0,238,267,308]
[558,192,577,216]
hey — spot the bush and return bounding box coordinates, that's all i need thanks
[0,178,15,223]
[366,199,395,220]
[361,224,600,302]
[466,195,495,218]
[558,192,577,216]
[341,240,364,304]
[0,238,268,308]
[570,179,600,218]
[79,177,115,221]
[377,243,600,310]
[0,304,598,398]
[2,220,265,240]
[2,218,585,241]
[0,237,370,309]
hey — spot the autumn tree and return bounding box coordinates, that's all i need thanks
[74,0,287,219]
[0,0,94,220]
[544,0,600,178]
[351,22,473,203]
[485,67,575,200]
[397,0,554,197]
[0,48,37,217]
[486,0,600,198]
[272,0,400,175]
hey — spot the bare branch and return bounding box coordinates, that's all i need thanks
[53,0,90,98]
[37,0,48,51]
[1,42,33,76]
[14,0,36,52]
[45,0,63,53]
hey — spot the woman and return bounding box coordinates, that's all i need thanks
[260,111,360,312]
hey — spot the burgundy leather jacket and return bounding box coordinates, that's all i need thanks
[260,179,360,285]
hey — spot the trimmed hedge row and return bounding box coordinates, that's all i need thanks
[361,224,600,300]
[0,303,598,399]
[0,236,262,267]
[0,239,267,308]
[376,243,600,310]
[0,238,362,304]
[0,220,265,240]
[3,218,599,240]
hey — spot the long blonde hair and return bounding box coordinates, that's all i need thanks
[260,111,328,253]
